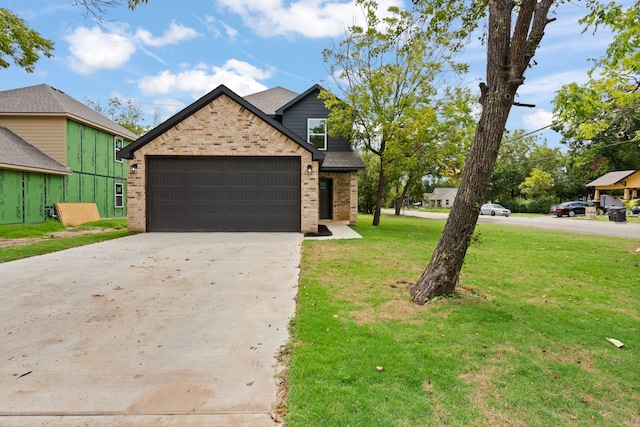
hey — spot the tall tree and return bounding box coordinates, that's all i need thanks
[411,0,558,303]
[0,8,54,72]
[519,168,554,198]
[488,131,566,201]
[389,87,476,215]
[553,2,640,175]
[85,97,149,136]
[321,0,469,226]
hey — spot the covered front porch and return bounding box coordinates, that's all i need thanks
[586,170,640,207]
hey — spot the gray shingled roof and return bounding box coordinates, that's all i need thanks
[0,127,70,174]
[586,170,638,187]
[429,187,458,201]
[321,151,365,171]
[244,86,299,115]
[0,84,138,140]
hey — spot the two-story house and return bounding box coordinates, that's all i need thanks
[118,84,364,233]
[0,84,138,225]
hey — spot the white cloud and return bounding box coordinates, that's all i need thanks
[201,15,239,42]
[135,22,199,47]
[65,26,136,74]
[522,109,555,131]
[137,60,273,98]
[65,22,199,74]
[215,0,404,39]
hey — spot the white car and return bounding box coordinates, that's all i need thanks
[480,203,511,217]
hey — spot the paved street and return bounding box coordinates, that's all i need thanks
[387,209,640,239]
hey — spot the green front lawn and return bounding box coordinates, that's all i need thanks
[285,214,640,426]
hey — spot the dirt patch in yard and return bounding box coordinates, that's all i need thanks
[0,229,116,249]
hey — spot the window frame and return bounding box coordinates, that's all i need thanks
[114,182,124,208]
[114,137,124,163]
[307,118,327,150]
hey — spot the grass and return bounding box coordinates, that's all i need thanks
[285,214,640,426]
[0,219,133,262]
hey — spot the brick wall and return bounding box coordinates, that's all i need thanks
[126,94,319,233]
[319,171,359,224]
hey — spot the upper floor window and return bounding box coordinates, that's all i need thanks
[307,118,327,150]
[114,137,123,163]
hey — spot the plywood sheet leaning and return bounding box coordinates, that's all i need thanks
[55,203,101,226]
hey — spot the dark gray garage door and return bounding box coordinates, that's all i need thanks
[147,156,301,232]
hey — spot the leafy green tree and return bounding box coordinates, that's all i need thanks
[85,97,149,136]
[388,88,476,214]
[357,151,383,215]
[0,8,54,72]
[2,1,147,72]
[488,131,540,200]
[519,168,554,198]
[321,0,469,226]
[553,2,640,173]
[412,0,560,303]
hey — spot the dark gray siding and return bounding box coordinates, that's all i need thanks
[281,90,351,152]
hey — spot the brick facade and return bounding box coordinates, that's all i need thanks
[319,171,359,224]
[126,94,319,233]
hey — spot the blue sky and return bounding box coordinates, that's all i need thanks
[2,0,623,146]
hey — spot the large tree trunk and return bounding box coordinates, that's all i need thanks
[411,0,555,304]
[372,155,386,226]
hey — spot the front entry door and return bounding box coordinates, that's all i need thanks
[319,178,333,220]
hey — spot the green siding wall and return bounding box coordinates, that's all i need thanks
[0,120,130,225]
[23,173,45,223]
[0,169,24,224]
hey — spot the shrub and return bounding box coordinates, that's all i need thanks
[500,197,555,213]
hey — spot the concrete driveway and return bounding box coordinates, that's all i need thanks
[0,232,302,426]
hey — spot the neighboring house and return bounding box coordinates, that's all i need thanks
[427,188,458,208]
[586,170,640,207]
[118,84,364,233]
[0,84,138,225]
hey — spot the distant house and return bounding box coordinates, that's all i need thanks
[118,84,364,233]
[0,84,137,225]
[586,169,640,207]
[427,188,458,208]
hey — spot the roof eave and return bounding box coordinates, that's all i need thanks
[275,83,324,115]
[0,162,71,176]
[319,166,365,172]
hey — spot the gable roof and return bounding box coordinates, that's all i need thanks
[0,84,138,140]
[0,126,70,175]
[244,86,299,116]
[275,84,324,115]
[429,188,458,200]
[586,170,638,187]
[119,84,324,161]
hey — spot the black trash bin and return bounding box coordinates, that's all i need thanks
[608,207,627,222]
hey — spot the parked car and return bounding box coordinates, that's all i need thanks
[553,201,590,217]
[632,205,640,215]
[480,203,511,217]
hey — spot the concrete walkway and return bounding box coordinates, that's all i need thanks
[0,233,302,426]
[305,221,363,241]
